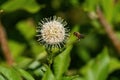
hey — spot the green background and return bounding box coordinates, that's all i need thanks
[0,0,120,80]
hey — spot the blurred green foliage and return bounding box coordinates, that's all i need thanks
[0,0,120,80]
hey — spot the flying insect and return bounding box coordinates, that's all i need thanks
[73,32,85,40]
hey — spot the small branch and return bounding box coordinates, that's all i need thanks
[96,6,120,54]
[0,21,14,65]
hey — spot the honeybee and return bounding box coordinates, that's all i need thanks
[73,32,85,40]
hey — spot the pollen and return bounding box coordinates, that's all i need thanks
[36,16,69,49]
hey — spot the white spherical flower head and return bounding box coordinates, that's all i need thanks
[41,21,65,44]
[36,16,70,49]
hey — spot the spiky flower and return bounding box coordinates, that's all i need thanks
[36,16,70,50]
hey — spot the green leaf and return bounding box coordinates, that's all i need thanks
[113,2,120,23]
[100,0,114,22]
[16,20,46,58]
[33,66,46,77]
[16,57,32,68]
[16,19,36,40]
[8,40,26,58]
[0,74,6,80]
[62,75,84,80]
[53,46,73,80]
[116,32,120,40]
[29,40,46,58]
[17,68,35,80]
[42,67,55,80]
[70,0,79,6]
[80,47,110,80]
[77,47,91,62]
[68,25,79,45]
[83,0,98,11]
[0,65,21,80]
[28,60,41,69]
[109,58,120,73]
[1,0,42,13]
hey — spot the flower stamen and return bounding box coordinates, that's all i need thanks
[36,16,70,49]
